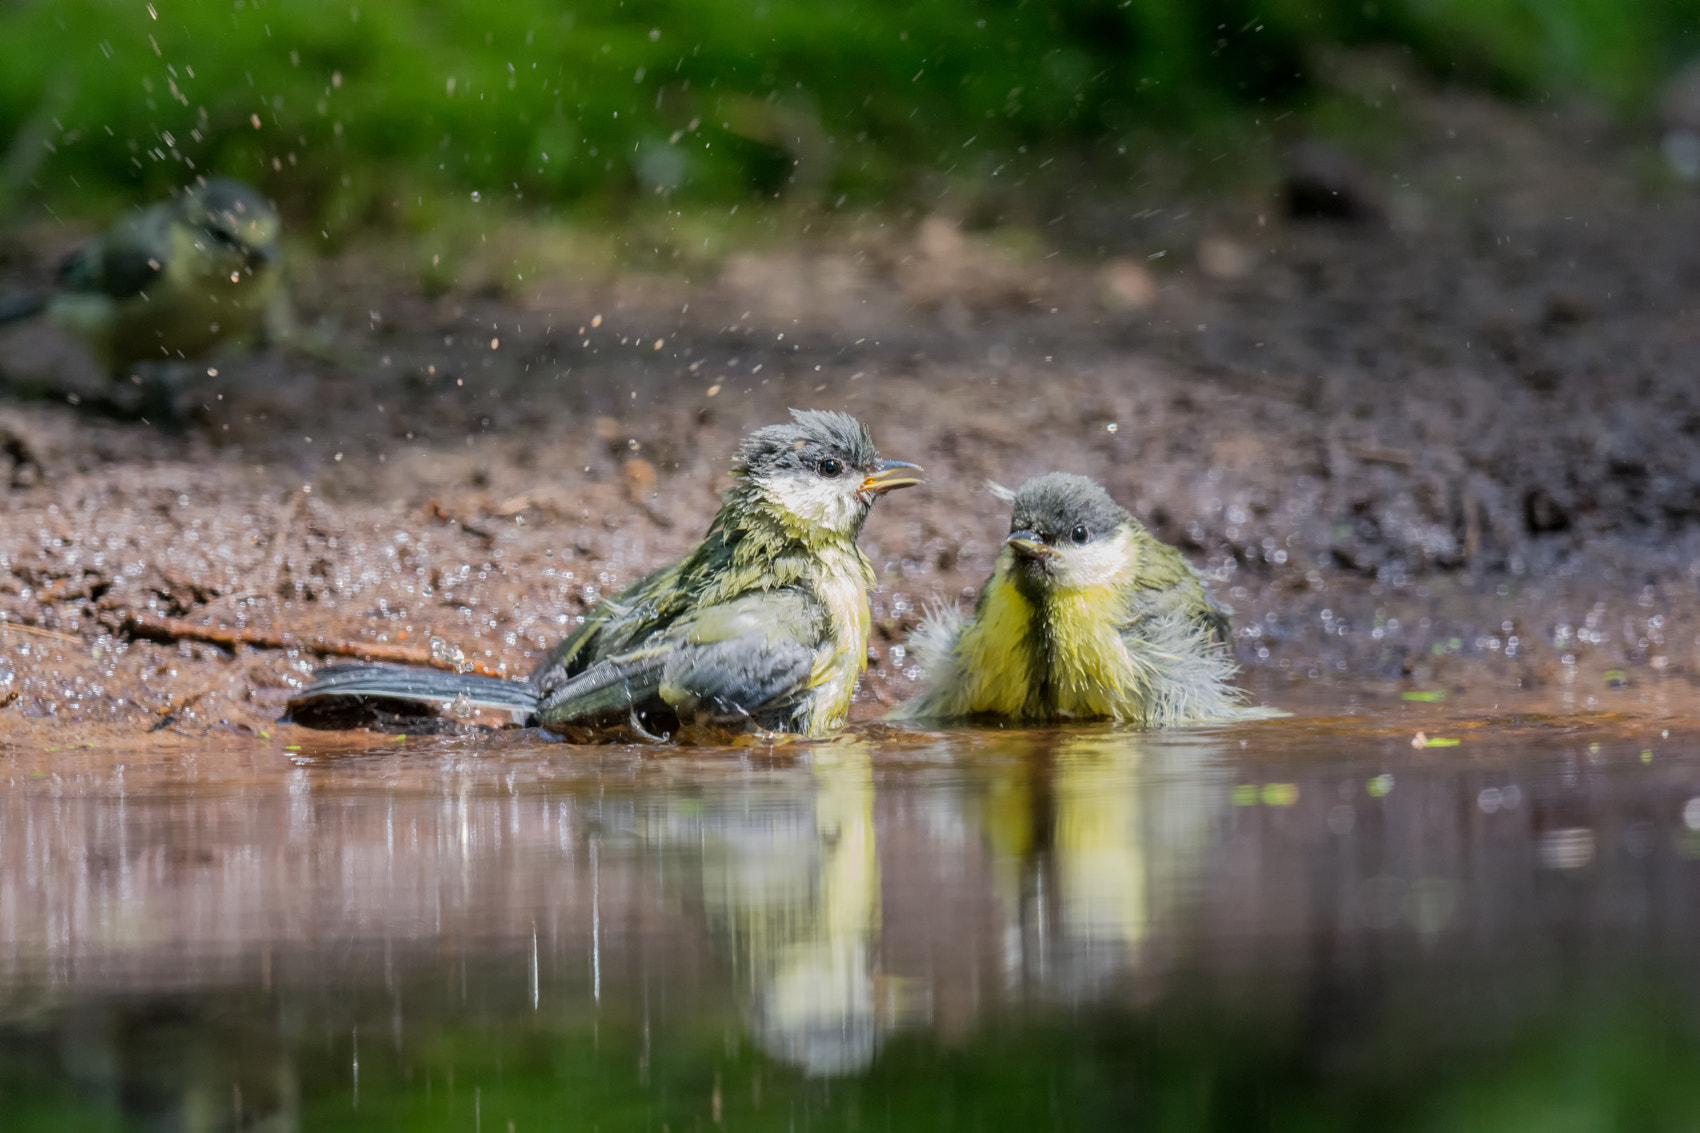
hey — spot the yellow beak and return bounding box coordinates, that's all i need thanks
[859,459,923,496]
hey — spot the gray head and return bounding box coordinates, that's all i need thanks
[732,410,921,540]
[181,178,281,264]
[1004,473,1136,587]
[1009,473,1127,546]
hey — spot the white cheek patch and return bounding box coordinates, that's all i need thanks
[762,474,863,535]
[1054,528,1138,589]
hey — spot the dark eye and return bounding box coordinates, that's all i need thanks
[1070,524,1090,544]
[817,458,843,478]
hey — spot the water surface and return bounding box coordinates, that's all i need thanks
[5,704,1700,1130]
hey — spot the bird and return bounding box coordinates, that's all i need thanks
[288,410,922,740]
[0,177,283,413]
[893,472,1267,726]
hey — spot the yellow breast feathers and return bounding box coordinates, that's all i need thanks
[1040,585,1152,719]
[949,571,1040,718]
[801,542,876,734]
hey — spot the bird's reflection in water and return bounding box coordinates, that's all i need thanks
[698,741,886,1075]
[970,729,1233,999]
[692,729,1232,1075]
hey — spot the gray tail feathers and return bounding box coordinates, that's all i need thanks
[0,293,47,326]
[287,663,540,730]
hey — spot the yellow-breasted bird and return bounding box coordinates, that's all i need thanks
[0,178,283,391]
[895,472,1268,726]
[289,411,922,739]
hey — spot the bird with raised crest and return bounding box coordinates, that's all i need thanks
[289,410,922,741]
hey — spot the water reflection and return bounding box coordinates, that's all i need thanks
[5,718,1700,1127]
[1047,733,1227,996]
[688,731,1234,1073]
[697,745,883,1074]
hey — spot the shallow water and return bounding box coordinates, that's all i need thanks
[5,703,1700,1130]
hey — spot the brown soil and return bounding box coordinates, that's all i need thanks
[5,75,1700,749]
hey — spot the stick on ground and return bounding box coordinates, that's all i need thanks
[0,620,84,645]
[118,612,508,677]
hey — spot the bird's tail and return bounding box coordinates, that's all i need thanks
[0,293,47,326]
[287,662,540,730]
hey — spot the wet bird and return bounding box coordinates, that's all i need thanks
[0,178,283,411]
[895,472,1264,726]
[290,411,922,740]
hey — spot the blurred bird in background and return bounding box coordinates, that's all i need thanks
[896,472,1269,726]
[0,177,283,418]
[290,410,922,740]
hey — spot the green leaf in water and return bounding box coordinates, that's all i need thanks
[1261,783,1299,806]
[1367,773,1395,797]
[1403,690,1446,702]
[1232,784,1259,806]
[1423,737,1461,748]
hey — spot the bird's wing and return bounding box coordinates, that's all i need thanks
[526,609,609,690]
[1185,565,1234,643]
[525,555,691,693]
[534,656,669,724]
[1134,537,1232,643]
[56,209,173,300]
[656,595,819,722]
[535,589,820,727]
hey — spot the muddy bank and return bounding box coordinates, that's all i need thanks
[4,79,1700,747]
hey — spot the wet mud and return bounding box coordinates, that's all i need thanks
[5,80,1700,747]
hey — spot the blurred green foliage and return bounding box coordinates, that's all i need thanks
[7,984,1700,1131]
[0,0,1698,222]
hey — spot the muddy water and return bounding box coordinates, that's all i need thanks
[5,706,1700,1129]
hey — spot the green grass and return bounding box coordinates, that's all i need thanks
[1,0,1699,226]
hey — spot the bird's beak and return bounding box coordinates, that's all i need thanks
[1006,530,1057,559]
[859,459,923,496]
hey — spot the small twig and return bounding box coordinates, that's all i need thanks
[1351,445,1414,467]
[426,498,496,543]
[119,612,506,677]
[150,690,205,733]
[0,620,83,645]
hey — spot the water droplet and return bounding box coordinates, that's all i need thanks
[430,637,468,673]
[1684,797,1700,831]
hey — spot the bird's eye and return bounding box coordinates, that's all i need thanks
[817,458,843,478]
[1070,524,1090,544]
